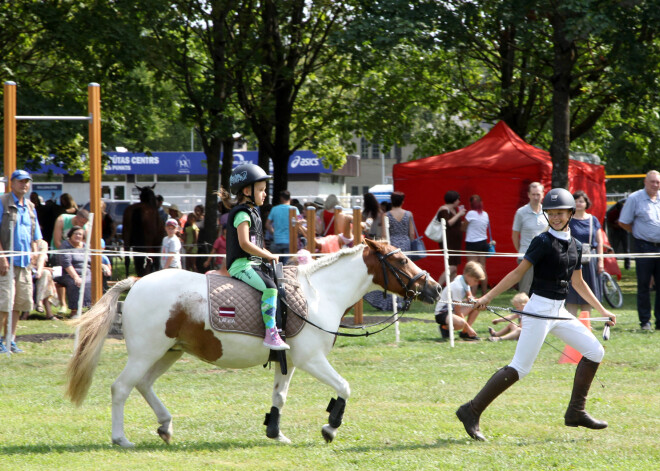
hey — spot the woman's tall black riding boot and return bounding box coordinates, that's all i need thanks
[456,366,519,441]
[564,357,608,429]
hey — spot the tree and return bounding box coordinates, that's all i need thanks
[229,0,356,197]
[0,1,186,173]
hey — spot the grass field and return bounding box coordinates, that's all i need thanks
[0,265,658,470]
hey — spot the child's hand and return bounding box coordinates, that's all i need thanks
[492,318,501,324]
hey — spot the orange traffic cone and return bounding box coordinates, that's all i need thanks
[558,311,592,364]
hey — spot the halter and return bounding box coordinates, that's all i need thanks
[375,248,429,311]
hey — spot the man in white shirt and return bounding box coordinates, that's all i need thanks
[618,170,660,330]
[512,182,545,294]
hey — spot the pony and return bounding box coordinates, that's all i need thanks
[122,184,165,276]
[65,240,440,447]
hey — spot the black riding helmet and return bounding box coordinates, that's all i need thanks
[229,163,271,197]
[542,188,576,230]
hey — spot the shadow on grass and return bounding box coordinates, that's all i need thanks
[0,439,277,455]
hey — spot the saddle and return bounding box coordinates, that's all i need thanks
[207,266,308,338]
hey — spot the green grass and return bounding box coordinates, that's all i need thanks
[0,265,658,470]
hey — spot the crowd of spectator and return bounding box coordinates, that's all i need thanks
[5,167,657,352]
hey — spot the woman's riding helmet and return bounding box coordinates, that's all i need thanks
[229,163,271,195]
[542,188,576,214]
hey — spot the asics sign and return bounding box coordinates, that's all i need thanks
[288,151,330,174]
[290,155,320,168]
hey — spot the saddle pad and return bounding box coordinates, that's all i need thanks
[207,266,308,338]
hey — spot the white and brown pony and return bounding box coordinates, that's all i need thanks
[65,240,439,447]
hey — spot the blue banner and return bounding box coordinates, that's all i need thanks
[33,150,331,175]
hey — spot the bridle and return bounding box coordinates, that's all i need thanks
[374,248,429,311]
[282,246,433,338]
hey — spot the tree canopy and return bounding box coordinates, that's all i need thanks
[2,0,660,194]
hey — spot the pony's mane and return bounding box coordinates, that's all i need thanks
[298,244,366,276]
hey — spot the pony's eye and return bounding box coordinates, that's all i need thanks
[400,258,408,265]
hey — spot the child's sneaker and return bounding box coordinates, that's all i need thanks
[10,341,23,353]
[0,339,6,354]
[263,327,290,351]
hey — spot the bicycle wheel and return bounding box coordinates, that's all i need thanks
[601,272,623,308]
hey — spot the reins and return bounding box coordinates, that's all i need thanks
[282,247,429,338]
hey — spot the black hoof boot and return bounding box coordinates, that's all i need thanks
[264,406,281,439]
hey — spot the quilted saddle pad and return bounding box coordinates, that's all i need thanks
[207,266,308,338]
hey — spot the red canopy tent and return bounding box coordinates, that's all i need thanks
[393,121,606,284]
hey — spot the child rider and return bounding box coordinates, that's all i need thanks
[223,163,289,351]
[456,188,616,441]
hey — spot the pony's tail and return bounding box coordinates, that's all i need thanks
[65,277,138,407]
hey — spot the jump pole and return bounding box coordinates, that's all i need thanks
[305,206,316,253]
[3,81,103,303]
[288,207,298,256]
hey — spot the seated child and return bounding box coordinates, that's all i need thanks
[434,261,486,341]
[488,292,528,341]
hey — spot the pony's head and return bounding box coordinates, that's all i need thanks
[363,239,440,305]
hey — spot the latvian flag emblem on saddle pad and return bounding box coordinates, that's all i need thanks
[217,306,236,320]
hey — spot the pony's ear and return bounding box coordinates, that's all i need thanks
[364,238,381,252]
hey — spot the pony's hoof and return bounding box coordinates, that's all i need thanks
[321,424,337,443]
[271,432,291,444]
[112,437,135,448]
[157,423,173,444]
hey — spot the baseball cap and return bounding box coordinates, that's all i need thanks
[11,169,32,181]
[166,218,179,227]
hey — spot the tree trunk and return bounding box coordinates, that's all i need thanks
[201,137,221,246]
[220,137,233,194]
[549,12,575,189]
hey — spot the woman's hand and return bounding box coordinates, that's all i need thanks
[601,309,616,326]
[597,261,605,274]
[203,259,211,268]
[74,276,82,287]
[474,293,491,310]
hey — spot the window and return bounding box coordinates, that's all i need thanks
[351,186,359,196]
[362,186,370,195]
[371,142,380,159]
[360,137,369,160]
[394,145,402,163]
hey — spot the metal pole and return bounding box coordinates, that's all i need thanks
[382,212,398,338]
[88,83,102,303]
[441,219,454,347]
[352,206,363,325]
[3,81,17,184]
